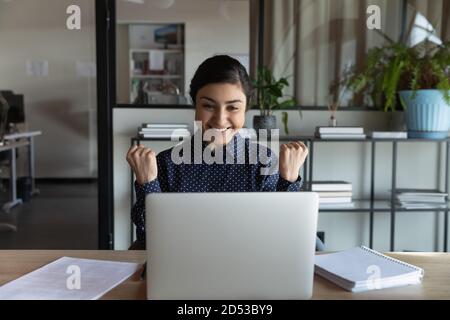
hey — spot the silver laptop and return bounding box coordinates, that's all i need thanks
[145,192,319,300]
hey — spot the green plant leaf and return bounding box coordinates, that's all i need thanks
[279,78,289,86]
[282,111,289,135]
[277,99,296,109]
[252,65,298,116]
[268,86,283,98]
[398,94,407,111]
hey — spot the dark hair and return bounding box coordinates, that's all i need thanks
[189,55,253,109]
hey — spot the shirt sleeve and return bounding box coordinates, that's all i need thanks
[261,173,303,192]
[131,179,161,243]
[275,174,303,191]
[259,145,303,192]
[130,150,171,244]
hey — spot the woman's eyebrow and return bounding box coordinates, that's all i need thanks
[199,97,217,103]
[225,99,243,104]
[199,97,243,104]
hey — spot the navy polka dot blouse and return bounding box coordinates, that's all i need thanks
[132,133,303,243]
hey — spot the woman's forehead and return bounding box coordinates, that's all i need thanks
[197,83,246,102]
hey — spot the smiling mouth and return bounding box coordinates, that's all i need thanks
[210,127,232,132]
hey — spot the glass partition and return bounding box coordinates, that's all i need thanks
[116,0,250,107]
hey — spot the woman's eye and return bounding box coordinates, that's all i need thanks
[227,105,239,111]
[203,104,214,110]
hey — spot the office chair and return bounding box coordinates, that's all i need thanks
[316,236,325,251]
[0,92,17,232]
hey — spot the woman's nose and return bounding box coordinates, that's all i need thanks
[211,109,228,126]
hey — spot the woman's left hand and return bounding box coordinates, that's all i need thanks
[279,141,309,183]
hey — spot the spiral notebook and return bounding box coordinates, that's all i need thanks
[315,246,424,292]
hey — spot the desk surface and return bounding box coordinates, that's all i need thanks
[0,141,29,152]
[4,131,42,140]
[1,250,449,300]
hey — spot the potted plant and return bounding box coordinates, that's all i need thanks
[336,32,450,138]
[252,66,297,134]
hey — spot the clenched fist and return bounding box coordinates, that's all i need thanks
[126,145,158,185]
[279,141,309,183]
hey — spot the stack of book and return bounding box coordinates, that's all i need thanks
[138,123,190,138]
[395,189,448,209]
[309,181,354,209]
[370,131,408,139]
[315,126,366,139]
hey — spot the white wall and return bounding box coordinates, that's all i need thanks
[0,0,97,178]
[113,108,448,251]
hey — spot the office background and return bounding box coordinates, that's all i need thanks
[0,0,449,252]
[113,0,450,252]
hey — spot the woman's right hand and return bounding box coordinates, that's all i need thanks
[126,145,158,185]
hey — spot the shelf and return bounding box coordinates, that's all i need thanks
[130,48,183,53]
[131,75,182,79]
[132,136,178,142]
[318,200,450,212]
[282,135,450,142]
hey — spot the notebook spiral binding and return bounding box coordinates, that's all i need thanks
[360,246,424,274]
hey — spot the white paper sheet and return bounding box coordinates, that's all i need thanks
[149,50,164,71]
[76,61,97,78]
[26,60,49,77]
[0,257,141,300]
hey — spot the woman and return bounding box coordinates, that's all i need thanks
[127,55,309,249]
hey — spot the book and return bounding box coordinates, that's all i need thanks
[394,188,447,194]
[139,133,191,138]
[309,181,352,192]
[394,189,448,204]
[396,197,446,203]
[315,246,424,292]
[319,197,352,203]
[316,126,364,134]
[396,193,447,198]
[397,202,447,209]
[319,202,355,209]
[371,131,408,139]
[138,125,191,138]
[139,128,190,134]
[142,123,188,128]
[316,133,367,140]
[317,191,353,198]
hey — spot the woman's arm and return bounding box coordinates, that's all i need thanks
[131,179,161,243]
[259,143,306,192]
[127,146,170,244]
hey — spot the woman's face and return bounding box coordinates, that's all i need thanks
[195,82,247,145]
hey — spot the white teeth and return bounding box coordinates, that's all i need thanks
[212,128,229,132]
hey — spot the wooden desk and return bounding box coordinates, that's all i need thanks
[1,251,450,300]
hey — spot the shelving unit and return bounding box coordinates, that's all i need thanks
[129,48,184,103]
[293,136,450,252]
[129,135,450,252]
[127,23,185,104]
